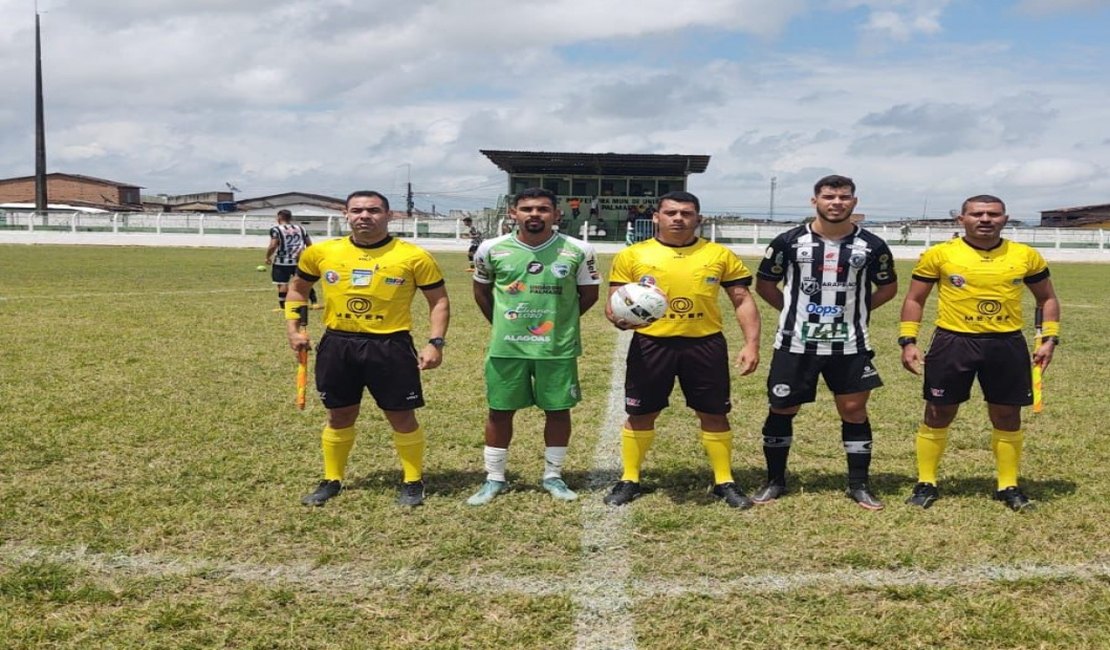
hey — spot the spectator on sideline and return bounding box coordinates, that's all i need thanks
[603,191,761,509]
[466,187,600,505]
[285,191,450,508]
[753,175,898,510]
[462,216,482,272]
[900,195,1059,512]
[265,209,318,310]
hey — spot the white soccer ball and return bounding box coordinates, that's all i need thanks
[610,283,669,326]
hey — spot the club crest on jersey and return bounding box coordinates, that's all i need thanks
[324,270,340,284]
[638,275,658,286]
[504,280,527,294]
[801,277,820,295]
[551,263,571,278]
[949,274,967,287]
[848,251,867,268]
[798,248,813,261]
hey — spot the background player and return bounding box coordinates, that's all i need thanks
[462,216,482,272]
[265,209,318,310]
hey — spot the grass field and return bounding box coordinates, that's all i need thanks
[1,244,1109,649]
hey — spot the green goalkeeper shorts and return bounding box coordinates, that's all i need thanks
[484,357,582,411]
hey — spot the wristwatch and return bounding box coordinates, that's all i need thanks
[1042,336,1060,346]
[898,336,917,347]
[428,337,446,349]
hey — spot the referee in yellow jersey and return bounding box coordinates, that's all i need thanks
[285,191,450,507]
[603,191,762,508]
[899,195,1059,511]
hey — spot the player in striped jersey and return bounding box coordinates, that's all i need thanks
[265,209,317,310]
[900,195,1059,512]
[754,175,898,510]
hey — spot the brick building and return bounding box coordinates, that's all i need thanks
[0,173,143,211]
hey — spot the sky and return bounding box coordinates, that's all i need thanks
[1,0,1108,222]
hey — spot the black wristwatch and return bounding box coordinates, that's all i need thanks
[898,336,917,347]
[428,337,446,349]
[1042,336,1060,346]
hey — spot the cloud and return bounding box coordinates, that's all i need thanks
[988,158,1101,188]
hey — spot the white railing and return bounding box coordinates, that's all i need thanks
[1,211,1106,250]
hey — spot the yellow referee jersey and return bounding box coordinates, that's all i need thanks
[297,236,445,334]
[611,237,752,338]
[911,237,1049,334]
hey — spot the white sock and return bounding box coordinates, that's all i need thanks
[543,446,568,480]
[484,446,508,482]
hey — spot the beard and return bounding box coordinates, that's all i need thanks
[523,220,546,233]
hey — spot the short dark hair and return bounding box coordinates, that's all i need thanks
[276,209,293,221]
[462,217,472,223]
[813,175,855,195]
[656,190,700,213]
[346,190,390,211]
[512,187,557,209]
[961,194,1006,214]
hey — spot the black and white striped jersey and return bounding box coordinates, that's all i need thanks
[757,224,896,355]
[269,223,310,266]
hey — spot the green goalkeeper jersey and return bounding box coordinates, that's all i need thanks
[473,233,600,359]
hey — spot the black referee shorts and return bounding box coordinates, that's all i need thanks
[923,328,1033,405]
[314,329,425,411]
[624,332,732,415]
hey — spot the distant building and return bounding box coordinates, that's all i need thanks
[142,191,236,213]
[0,172,143,211]
[235,192,346,220]
[480,149,710,240]
[1039,203,1110,228]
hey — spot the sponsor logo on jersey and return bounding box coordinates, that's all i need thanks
[351,269,374,286]
[346,297,372,313]
[977,300,1002,315]
[949,274,966,287]
[503,303,552,320]
[530,284,563,294]
[527,261,545,274]
[763,246,774,259]
[798,248,813,261]
[503,334,552,342]
[806,303,843,317]
[324,270,340,284]
[821,281,856,289]
[704,276,719,284]
[772,383,791,397]
[861,364,878,378]
[670,297,693,313]
[504,280,526,294]
[529,321,554,335]
[491,250,512,258]
[875,271,891,281]
[384,277,406,286]
[638,275,658,286]
[551,262,571,278]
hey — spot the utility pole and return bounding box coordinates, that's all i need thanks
[768,176,777,221]
[406,182,414,218]
[34,8,49,219]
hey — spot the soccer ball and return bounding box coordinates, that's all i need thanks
[256,265,267,271]
[609,283,668,326]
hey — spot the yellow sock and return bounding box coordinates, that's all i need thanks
[620,428,655,482]
[991,428,1023,490]
[393,427,426,483]
[322,426,356,481]
[700,430,734,485]
[915,424,949,485]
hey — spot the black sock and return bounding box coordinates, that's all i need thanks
[761,411,795,484]
[309,288,318,303]
[842,420,873,487]
[278,290,287,309]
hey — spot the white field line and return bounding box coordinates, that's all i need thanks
[0,287,271,302]
[3,542,1107,600]
[572,330,636,650]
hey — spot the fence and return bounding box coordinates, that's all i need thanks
[1,210,1107,251]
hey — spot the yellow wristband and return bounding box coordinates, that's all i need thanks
[1040,321,1059,337]
[285,301,308,321]
[899,321,921,338]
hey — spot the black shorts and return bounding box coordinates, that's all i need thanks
[314,329,425,411]
[272,264,297,284]
[766,349,882,409]
[923,329,1032,405]
[625,332,731,415]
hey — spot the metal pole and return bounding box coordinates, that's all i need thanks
[769,176,777,221]
[34,11,49,221]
